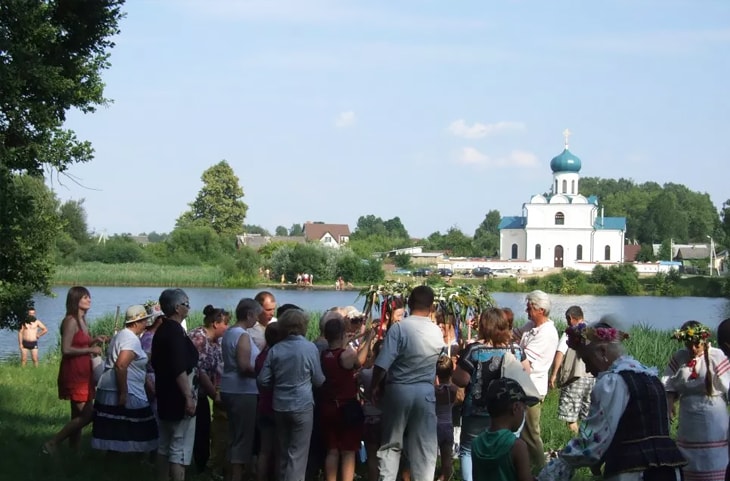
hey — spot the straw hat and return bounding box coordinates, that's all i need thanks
[125,305,156,325]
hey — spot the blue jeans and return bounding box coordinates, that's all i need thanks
[459,415,491,481]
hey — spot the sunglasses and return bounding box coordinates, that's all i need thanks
[180,302,191,308]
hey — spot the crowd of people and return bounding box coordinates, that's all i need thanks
[38,285,730,481]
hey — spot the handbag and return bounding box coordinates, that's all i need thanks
[500,351,542,403]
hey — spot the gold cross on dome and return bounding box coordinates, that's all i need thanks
[563,128,572,148]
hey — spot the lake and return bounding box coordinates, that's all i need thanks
[2,285,729,362]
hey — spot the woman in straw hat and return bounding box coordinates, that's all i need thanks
[663,321,730,481]
[538,316,686,481]
[91,304,159,453]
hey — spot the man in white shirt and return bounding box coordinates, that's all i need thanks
[249,291,277,351]
[372,285,445,481]
[513,290,559,470]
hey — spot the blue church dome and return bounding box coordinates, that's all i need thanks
[550,148,582,173]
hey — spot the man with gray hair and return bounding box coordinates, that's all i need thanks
[513,289,559,470]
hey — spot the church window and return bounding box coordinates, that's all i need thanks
[554,180,558,194]
[604,245,611,261]
[576,244,583,260]
[555,212,565,225]
[511,243,518,259]
[535,244,541,260]
[571,180,575,194]
[562,179,567,193]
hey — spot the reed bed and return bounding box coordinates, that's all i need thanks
[54,262,226,287]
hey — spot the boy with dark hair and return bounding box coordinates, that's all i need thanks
[471,378,537,481]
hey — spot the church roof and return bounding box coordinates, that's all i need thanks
[499,216,525,229]
[550,148,582,173]
[587,195,599,205]
[593,217,626,231]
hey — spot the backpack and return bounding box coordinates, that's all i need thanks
[470,352,504,409]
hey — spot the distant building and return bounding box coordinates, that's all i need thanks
[498,131,626,269]
[236,233,306,250]
[302,222,350,248]
[129,235,150,246]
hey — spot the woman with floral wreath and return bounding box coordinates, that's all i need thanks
[663,320,730,481]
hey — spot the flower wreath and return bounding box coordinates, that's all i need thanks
[672,324,711,344]
[566,323,630,350]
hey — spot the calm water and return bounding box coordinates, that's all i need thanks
[2,285,729,362]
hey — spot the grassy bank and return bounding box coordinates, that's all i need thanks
[1,309,680,480]
[54,262,228,287]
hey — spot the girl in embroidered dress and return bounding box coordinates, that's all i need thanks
[663,321,730,481]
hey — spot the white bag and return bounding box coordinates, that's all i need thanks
[501,351,542,403]
[92,355,104,385]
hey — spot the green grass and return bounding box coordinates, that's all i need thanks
[54,262,227,287]
[0,313,681,480]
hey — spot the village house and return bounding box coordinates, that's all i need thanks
[302,222,351,248]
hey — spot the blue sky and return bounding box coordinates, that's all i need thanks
[55,0,730,239]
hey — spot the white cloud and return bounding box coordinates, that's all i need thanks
[334,111,356,128]
[456,148,538,168]
[448,120,525,139]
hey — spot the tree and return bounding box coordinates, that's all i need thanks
[0,1,124,328]
[721,199,730,247]
[473,210,501,257]
[289,223,303,236]
[177,160,248,236]
[242,224,270,236]
[393,253,411,269]
[58,199,91,245]
[275,225,288,236]
[0,173,62,327]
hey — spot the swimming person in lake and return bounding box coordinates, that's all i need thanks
[18,309,48,367]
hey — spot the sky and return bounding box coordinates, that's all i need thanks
[54,0,730,239]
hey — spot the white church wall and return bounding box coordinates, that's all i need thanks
[524,229,595,269]
[500,229,527,260]
[593,230,624,262]
[525,203,595,229]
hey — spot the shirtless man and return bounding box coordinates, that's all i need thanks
[18,309,48,367]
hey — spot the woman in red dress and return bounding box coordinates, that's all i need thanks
[320,316,374,481]
[44,286,108,453]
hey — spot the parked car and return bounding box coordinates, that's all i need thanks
[413,268,433,277]
[471,267,494,278]
[492,268,517,278]
[393,268,412,276]
[438,268,454,277]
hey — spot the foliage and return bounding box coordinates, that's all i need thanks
[0,0,124,329]
[147,231,168,243]
[58,199,91,245]
[652,271,682,297]
[54,262,226,287]
[78,235,145,263]
[657,239,672,261]
[289,223,304,236]
[350,215,411,257]
[243,224,270,236]
[164,225,236,265]
[177,160,248,236]
[268,244,384,283]
[590,264,641,295]
[635,244,656,262]
[393,253,411,269]
[425,227,474,257]
[472,210,501,257]
[0,0,125,174]
[0,172,61,329]
[275,225,288,236]
[221,247,261,287]
[580,178,721,245]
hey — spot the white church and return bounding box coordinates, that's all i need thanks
[498,131,626,270]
